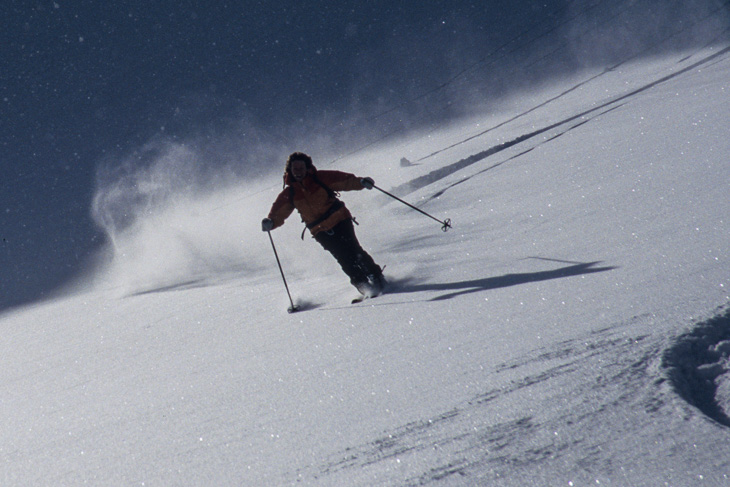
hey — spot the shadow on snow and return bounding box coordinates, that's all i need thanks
[388,261,616,302]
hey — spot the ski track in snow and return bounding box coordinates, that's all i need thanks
[394,45,730,201]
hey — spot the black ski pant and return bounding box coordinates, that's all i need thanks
[314,218,381,286]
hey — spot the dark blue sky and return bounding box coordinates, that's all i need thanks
[2,0,728,311]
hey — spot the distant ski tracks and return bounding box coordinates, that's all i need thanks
[388,46,730,202]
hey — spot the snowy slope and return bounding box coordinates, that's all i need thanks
[2,46,730,486]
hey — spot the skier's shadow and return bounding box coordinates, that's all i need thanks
[388,261,616,301]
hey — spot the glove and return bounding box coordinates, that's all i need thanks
[360,177,374,190]
[261,218,274,232]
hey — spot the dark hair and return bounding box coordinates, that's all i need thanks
[286,152,313,174]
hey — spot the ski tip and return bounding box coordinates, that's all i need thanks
[352,289,384,304]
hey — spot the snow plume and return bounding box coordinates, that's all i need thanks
[89,136,282,295]
[83,94,418,297]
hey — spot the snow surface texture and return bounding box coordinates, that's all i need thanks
[2,47,730,485]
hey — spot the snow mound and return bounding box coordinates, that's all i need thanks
[662,307,730,426]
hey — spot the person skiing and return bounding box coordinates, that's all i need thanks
[261,152,386,297]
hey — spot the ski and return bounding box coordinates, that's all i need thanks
[351,292,382,304]
[351,278,387,304]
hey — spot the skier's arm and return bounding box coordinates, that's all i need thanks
[266,191,295,230]
[319,170,373,192]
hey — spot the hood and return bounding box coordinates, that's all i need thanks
[283,163,317,187]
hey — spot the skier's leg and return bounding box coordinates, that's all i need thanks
[335,219,382,277]
[336,219,384,283]
[314,219,381,287]
[314,222,367,284]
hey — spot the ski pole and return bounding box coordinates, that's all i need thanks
[267,231,300,313]
[373,185,452,232]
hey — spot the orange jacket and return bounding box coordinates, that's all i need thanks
[267,166,366,236]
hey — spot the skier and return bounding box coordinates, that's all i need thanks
[261,152,386,297]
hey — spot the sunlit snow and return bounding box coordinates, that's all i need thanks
[2,46,729,486]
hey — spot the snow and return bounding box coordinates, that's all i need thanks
[2,46,730,486]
